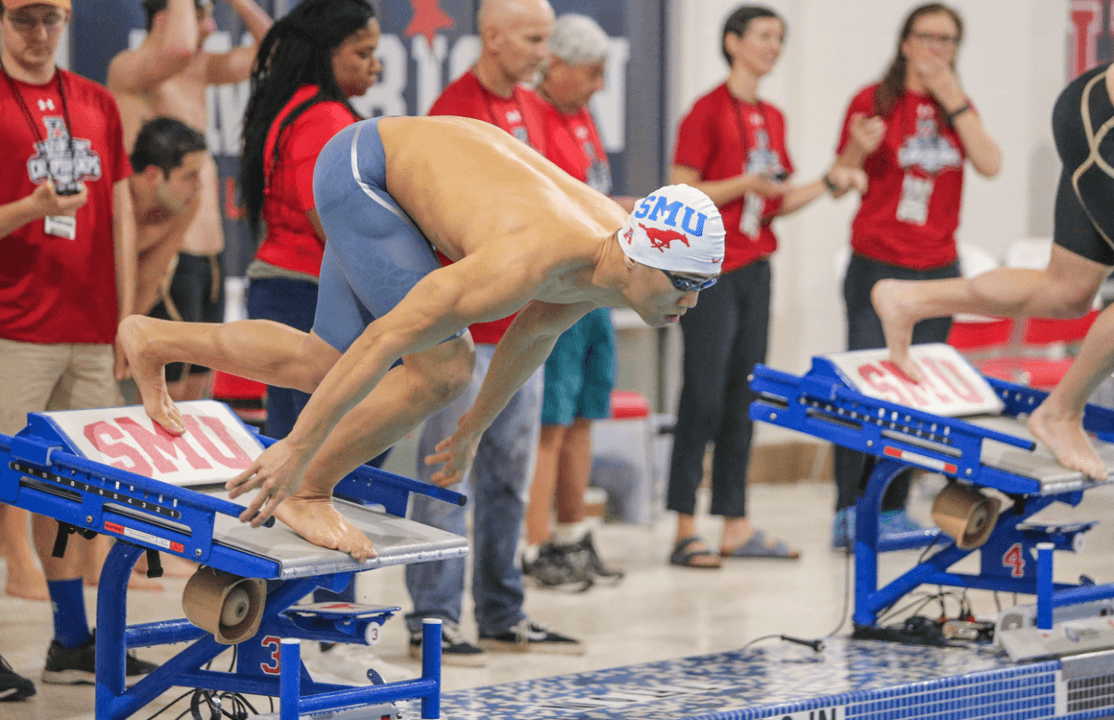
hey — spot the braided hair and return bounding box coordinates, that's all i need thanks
[239,0,375,236]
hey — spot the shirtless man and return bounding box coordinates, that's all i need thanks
[118,115,725,561]
[130,117,209,314]
[873,63,1114,482]
[108,0,271,400]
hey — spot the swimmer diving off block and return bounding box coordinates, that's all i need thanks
[119,116,726,561]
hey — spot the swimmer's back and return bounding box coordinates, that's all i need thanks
[376,116,626,263]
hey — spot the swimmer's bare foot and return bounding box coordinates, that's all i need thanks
[872,279,923,382]
[118,316,185,434]
[1028,402,1108,481]
[273,492,377,562]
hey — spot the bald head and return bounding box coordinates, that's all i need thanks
[477,0,554,33]
[475,0,554,89]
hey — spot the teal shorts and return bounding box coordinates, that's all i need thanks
[541,308,616,426]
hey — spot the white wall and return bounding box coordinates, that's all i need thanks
[667,0,1069,375]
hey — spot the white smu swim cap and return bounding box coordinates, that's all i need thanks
[618,185,725,276]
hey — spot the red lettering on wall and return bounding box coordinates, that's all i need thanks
[115,417,212,474]
[858,364,911,406]
[1070,1,1102,78]
[223,177,245,220]
[84,422,154,477]
[192,416,253,469]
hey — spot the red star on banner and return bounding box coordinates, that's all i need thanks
[405,0,456,50]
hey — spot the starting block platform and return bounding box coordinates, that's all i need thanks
[750,345,1114,662]
[0,401,469,719]
[411,639,1114,720]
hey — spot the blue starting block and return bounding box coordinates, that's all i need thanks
[0,401,468,719]
[750,344,1114,660]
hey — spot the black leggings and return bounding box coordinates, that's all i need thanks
[1051,62,1114,266]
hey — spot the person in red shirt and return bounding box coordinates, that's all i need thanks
[830,3,1001,549]
[667,5,865,569]
[239,0,380,442]
[0,0,155,695]
[406,0,585,666]
[523,13,628,589]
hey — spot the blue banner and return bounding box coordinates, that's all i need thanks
[68,0,665,275]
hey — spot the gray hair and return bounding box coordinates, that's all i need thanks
[543,13,609,70]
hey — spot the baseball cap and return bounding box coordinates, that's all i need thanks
[618,185,725,276]
[2,0,72,10]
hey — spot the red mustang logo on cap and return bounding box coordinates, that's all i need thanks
[639,223,689,252]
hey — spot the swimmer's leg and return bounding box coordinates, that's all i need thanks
[118,315,339,434]
[1029,302,1114,481]
[873,246,1109,380]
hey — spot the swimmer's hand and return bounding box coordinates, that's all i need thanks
[226,438,310,526]
[424,415,483,487]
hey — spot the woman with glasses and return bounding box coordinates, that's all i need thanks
[666,4,865,569]
[829,2,1001,549]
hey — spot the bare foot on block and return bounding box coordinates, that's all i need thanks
[118,316,185,434]
[1028,402,1108,481]
[273,492,377,562]
[872,279,923,382]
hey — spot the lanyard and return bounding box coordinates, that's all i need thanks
[733,96,769,168]
[1,60,77,189]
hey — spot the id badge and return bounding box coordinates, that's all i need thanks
[896,173,933,226]
[44,215,77,240]
[739,191,762,239]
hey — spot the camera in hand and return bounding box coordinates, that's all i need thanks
[54,181,81,196]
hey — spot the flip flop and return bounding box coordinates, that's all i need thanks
[669,536,722,569]
[721,529,800,560]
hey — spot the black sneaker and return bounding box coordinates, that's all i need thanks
[0,654,35,702]
[572,532,624,584]
[408,622,485,668]
[523,542,593,590]
[478,619,584,655]
[41,632,158,686]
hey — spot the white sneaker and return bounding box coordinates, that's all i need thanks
[302,642,413,685]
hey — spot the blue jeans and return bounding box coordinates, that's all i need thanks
[404,344,543,636]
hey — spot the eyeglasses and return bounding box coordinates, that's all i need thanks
[910,32,958,47]
[662,269,717,292]
[7,12,67,33]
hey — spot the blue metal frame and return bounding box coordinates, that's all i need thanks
[0,407,464,720]
[750,358,1114,633]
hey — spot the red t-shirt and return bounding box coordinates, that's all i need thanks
[537,99,611,194]
[673,84,792,273]
[837,84,969,269]
[0,70,131,345]
[255,85,359,278]
[428,70,547,344]
[255,84,356,276]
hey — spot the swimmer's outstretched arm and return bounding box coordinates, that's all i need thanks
[227,255,538,524]
[428,299,597,486]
